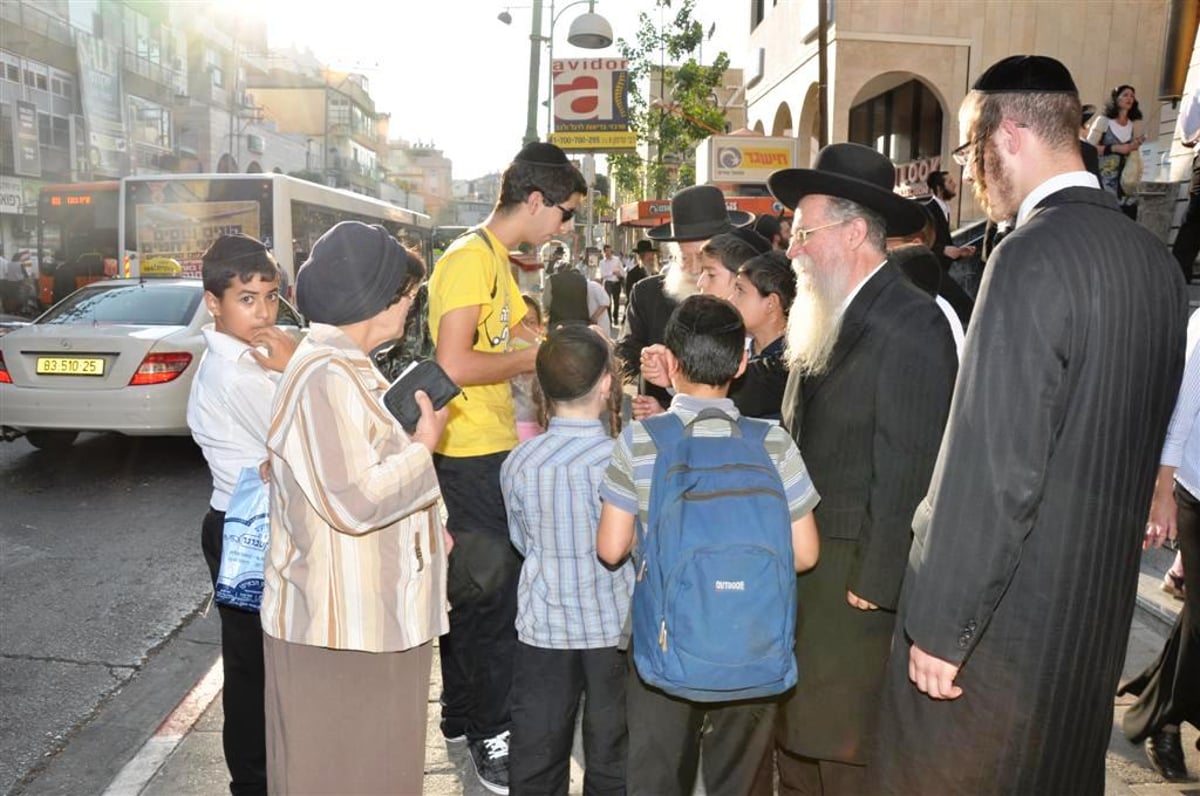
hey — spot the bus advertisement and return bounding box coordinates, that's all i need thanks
[121,174,433,293]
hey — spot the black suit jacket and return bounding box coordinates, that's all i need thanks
[778,263,957,762]
[615,274,676,407]
[872,186,1188,793]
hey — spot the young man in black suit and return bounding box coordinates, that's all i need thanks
[762,143,959,793]
[871,55,1188,795]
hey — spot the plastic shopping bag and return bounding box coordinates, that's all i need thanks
[216,466,270,612]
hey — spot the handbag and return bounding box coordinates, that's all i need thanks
[445,529,522,607]
[1120,146,1143,193]
[215,466,270,612]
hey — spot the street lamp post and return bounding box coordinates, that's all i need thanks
[501,1,613,146]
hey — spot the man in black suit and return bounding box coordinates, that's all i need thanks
[871,55,1188,794]
[616,185,751,416]
[923,172,975,324]
[764,144,958,793]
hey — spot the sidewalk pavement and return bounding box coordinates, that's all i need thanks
[108,550,1193,796]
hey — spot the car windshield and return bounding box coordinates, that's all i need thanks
[38,283,203,327]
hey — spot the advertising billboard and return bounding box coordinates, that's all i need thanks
[550,57,636,152]
[696,136,799,185]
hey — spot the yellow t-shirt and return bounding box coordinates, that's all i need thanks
[427,227,527,457]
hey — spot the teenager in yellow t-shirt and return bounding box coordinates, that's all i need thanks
[425,141,587,795]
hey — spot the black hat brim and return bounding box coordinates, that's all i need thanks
[645,209,755,242]
[768,170,925,237]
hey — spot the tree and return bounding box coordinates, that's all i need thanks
[609,0,729,200]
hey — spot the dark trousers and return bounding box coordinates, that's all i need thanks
[509,643,627,795]
[1173,153,1200,282]
[435,451,520,741]
[1118,483,1200,740]
[605,280,622,325]
[201,508,268,796]
[774,749,867,795]
[625,655,777,796]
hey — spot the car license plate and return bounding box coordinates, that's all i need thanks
[35,356,105,376]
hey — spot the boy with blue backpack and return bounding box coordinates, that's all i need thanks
[597,294,820,796]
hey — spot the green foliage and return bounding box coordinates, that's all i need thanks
[611,0,728,200]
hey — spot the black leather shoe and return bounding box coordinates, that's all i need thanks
[1145,730,1193,782]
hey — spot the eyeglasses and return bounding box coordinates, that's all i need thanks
[951,138,979,168]
[790,219,848,246]
[952,122,1028,167]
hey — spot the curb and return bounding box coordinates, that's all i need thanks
[1133,572,1182,637]
[100,657,224,796]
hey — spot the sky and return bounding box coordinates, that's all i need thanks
[255,0,745,180]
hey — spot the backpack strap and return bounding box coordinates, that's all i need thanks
[642,411,686,453]
[735,416,772,447]
[683,407,741,437]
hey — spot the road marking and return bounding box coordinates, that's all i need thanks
[101,656,224,796]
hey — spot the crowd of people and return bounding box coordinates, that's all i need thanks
[185,54,1198,796]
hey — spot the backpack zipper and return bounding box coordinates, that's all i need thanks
[659,619,668,652]
[681,487,785,501]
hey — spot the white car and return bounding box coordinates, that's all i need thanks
[0,278,304,450]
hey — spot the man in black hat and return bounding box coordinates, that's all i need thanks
[870,55,1187,793]
[624,239,656,297]
[615,185,752,416]
[427,141,587,794]
[760,142,958,793]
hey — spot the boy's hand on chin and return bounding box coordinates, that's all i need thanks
[249,327,299,372]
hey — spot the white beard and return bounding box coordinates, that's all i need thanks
[663,262,699,301]
[784,252,848,376]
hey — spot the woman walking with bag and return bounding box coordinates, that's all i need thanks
[1087,84,1146,220]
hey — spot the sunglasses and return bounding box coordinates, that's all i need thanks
[532,186,575,223]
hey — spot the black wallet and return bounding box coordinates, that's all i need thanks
[381,360,462,433]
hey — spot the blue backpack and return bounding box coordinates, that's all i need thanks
[631,408,798,702]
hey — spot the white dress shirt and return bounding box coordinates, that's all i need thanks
[599,255,624,283]
[187,326,280,510]
[1179,87,1200,146]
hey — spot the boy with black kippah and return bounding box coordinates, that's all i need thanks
[598,295,820,796]
[187,233,297,796]
[500,325,631,795]
[428,142,586,794]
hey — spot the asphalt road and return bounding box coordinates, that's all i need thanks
[0,432,213,795]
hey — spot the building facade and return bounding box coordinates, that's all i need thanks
[744,0,1174,225]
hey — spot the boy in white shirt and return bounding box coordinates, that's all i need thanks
[187,234,296,796]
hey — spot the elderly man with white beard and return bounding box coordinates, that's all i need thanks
[758,143,958,794]
[615,185,753,419]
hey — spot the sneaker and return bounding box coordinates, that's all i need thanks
[468,731,510,795]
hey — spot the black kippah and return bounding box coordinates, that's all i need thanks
[202,233,269,264]
[973,55,1077,94]
[729,226,772,256]
[514,141,572,167]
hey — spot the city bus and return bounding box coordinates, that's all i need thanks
[119,174,433,295]
[36,181,121,306]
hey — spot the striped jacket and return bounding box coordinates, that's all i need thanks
[262,324,449,652]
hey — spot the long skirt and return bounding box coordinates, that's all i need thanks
[263,633,433,795]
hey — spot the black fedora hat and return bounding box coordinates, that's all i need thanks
[647,185,754,242]
[767,143,925,236]
[634,239,657,254]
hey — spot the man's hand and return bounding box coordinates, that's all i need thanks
[631,394,666,420]
[909,643,963,700]
[249,326,299,372]
[639,344,671,388]
[944,245,976,260]
[846,590,879,611]
[410,390,450,453]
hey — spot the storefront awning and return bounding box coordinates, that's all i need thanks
[617,196,792,228]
